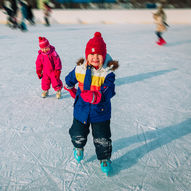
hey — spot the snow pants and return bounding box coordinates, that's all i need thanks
[69,118,112,160]
[41,72,63,91]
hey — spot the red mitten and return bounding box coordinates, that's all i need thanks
[36,70,43,79]
[81,90,101,104]
[54,70,61,79]
[64,86,77,99]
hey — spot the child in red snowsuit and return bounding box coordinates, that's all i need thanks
[35,37,63,99]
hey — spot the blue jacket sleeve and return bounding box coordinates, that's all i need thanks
[65,67,78,87]
[101,72,116,101]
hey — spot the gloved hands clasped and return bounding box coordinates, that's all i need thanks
[81,90,101,104]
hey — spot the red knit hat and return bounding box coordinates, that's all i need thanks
[85,32,107,61]
[39,36,50,49]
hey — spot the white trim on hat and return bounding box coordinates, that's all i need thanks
[39,39,48,45]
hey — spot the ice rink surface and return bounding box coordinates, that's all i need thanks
[0,23,191,191]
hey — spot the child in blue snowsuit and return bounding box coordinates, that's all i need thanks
[64,32,119,174]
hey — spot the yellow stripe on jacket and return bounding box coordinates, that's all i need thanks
[75,64,109,91]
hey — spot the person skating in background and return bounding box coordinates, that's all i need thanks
[43,1,52,26]
[10,0,18,27]
[18,0,28,31]
[35,37,63,99]
[153,4,168,45]
[64,32,119,175]
[26,1,35,25]
[2,0,18,28]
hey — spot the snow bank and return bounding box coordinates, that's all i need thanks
[0,9,191,24]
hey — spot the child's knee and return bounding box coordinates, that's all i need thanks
[71,135,87,148]
[94,138,111,147]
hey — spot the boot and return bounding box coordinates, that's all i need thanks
[157,38,166,46]
[45,17,50,26]
[156,38,163,45]
[100,159,111,176]
[41,90,48,98]
[160,38,167,45]
[74,148,84,163]
[56,90,61,99]
[20,21,27,32]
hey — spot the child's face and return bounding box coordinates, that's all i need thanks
[41,47,50,53]
[87,54,104,68]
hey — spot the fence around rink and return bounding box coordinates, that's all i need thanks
[0,9,191,24]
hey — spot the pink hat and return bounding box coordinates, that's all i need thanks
[39,36,50,49]
[85,32,107,61]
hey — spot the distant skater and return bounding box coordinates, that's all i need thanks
[43,2,51,26]
[2,0,18,28]
[18,0,28,31]
[153,4,168,46]
[26,1,35,25]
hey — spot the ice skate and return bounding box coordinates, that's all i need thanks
[160,38,167,45]
[156,38,166,46]
[41,90,48,98]
[100,159,111,176]
[74,148,84,163]
[56,90,61,99]
[156,38,162,45]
